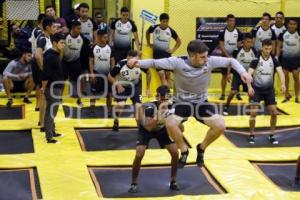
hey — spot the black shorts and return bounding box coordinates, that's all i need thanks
[12,80,25,92]
[114,47,131,63]
[250,87,276,106]
[281,56,300,71]
[31,59,42,87]
[231,72,247,92]
[91,71,111,95]
[137,127,173,148]
[80,44,90,72]
[114,80,142,104]
[62,59,82,81]
[153,49,171,59]
[173,101,218,123]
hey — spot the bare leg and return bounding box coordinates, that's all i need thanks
[3,76,13,99]
[131,145,146,184]
[267,105,278,135]
[24,76,34,98]
[158,70,168,86]
[165,143,179,182]
[292,69,299,99]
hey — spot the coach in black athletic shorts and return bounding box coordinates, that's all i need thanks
[128,85,179,193]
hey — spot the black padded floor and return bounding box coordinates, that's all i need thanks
[224,127,300,148]
[0,105,24,119]
[215,103,287,116]
[0,130,34,154]
[76,128,191,151]
[254,162,300,191]
[63,105,135,119]
[89,165,225,198]
[0,168,42,200]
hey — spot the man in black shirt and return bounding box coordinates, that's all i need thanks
[128,85,180,193]
[41,33,65,144]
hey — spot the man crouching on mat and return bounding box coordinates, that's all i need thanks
[128,85,180,193]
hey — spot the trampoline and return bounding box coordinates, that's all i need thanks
[63,105,135,119]
[224,126,300,148]
[252,162,300,191]
[214,103,288,116]
[76,128,191,151]
[89,165,226,198]
[0,105,24,120]
[0,168,42,200]
[0,130,34,154]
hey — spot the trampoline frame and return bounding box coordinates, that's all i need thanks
[88,165,226,198]
[0,105,25,120]
[251,161,297,191]
[0,168,39,200]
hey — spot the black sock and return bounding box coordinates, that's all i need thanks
[197,144,204,153]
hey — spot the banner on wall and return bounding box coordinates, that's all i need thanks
[196,17,300,55]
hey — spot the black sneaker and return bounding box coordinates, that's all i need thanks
[219,94,225,100]
[35,107,40,111]
[178,150,189,168]
[38,121,40,126]
[268,135,279,144]
[223,106,229,116]
[248,135,255,144]
[53,133,64,138]
[282,96,290,103]
[236,94,242,100]
[128,183,138,193]
[6,98,13,107]
[170,181,180,191]
[77,98,83,107]
[296,98,300,103]
[112,119,119,131]
[23,97,32,104]
[47,139,60,144]
[40,127,45,132]
[196,144,205,167]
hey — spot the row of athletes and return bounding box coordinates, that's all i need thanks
[218,12,299,104]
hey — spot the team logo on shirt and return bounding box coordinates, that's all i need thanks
[77,39,81,43]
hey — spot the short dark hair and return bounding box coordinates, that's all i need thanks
[243,32,253,40]
[51,33,65,43]
[156,85,169,97]
[97,29,107,36]
[159,13,169,21]
[276,11,284,17]
[71,20,81,29]
[127,50,138,57]
[227,14,235,20]
[78,3,89,10]
[20,47,32,54]
[37,13,46,23]
[187,40,209,55]
[121,6,129,13]
[262,12,271,20]
[289,18,297,23]
[95,12,102,18]
[45,5,55,11]
[42,17,55,30]
[262,39,272,46]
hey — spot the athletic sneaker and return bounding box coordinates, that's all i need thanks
[178,150,189,168]
[77,98,83,107]
[35,107,40,111]
[248,135,255,144]
[53,133,64,138]
[236,94,242,100]
[23,97,32,104]
[112,119,119,131]
[128,183,138,193]
[282,98,290,103]
[6,98,13,107]
[40,127,45,132]
[170,181,180,191]
[223,106,229,116]
[268,135,279,144]
[219,94,225,100]
[47,139,60,144]
[196,144,205,167]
